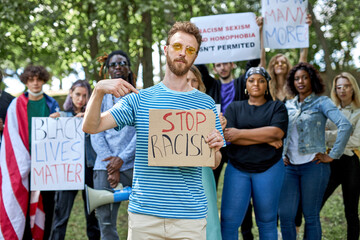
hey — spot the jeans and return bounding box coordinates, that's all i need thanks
[50,165,100,240]
[279,161,330,240]
[321,154,360,240]
[93,169,133,240]
[221,160,284,240]
[241,203,254,240]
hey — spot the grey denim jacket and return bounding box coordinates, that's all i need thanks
[283,93,352,160]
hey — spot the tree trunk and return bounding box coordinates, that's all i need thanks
[308,3,336,93]
[141,10,154,88]
[158,43,164,80]
[120,2,130,53]
[88,2,100,82]
[133,53,141,88]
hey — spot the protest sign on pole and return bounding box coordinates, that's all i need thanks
[148,109,216,167]
[31,117,85,191]
[262,0,309,49]
[191,13,260,64]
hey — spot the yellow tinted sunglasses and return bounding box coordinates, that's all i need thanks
[170,43,196,56]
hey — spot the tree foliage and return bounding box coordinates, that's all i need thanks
[0,0,359,90]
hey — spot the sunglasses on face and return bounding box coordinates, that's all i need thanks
[274,61,287,66]
[170,43,196,56]
[109,61,128,68]
[336,84,352,91]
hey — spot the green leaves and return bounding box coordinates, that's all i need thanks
[1,0,359,90]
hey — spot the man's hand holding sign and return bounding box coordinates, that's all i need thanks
[148,109,223,168]
[83,78,223,169]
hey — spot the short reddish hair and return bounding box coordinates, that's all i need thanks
[166,21,202,52]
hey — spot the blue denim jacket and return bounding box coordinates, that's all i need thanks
[283,93,352,160]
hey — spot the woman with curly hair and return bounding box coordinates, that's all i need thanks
[278,63,352,240]
[322,72,360,240]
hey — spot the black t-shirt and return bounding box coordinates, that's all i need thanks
[0,91,15,122]
[225,100,288,173]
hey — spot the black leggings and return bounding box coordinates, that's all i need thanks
[322,154,360,240]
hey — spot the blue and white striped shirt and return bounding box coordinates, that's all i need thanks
[109,82,224,219]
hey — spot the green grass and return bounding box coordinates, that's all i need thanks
[65,194,129,239]
[66,163,351,239]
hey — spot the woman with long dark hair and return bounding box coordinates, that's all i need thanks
[278,63,352,240]
[50,80,100,240]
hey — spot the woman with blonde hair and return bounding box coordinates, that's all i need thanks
[323,72,360,240]
[187,65,206,93]
[330,72,360,107]
[267,53,294,101]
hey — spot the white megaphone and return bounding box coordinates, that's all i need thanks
[85,183,132,214]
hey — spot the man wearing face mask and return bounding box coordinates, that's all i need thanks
[0,65,60,239]
[90,50,136,240]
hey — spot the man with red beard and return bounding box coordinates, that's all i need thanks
[82,21,225,240]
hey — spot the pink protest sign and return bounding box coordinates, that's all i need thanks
[262,0,309,49]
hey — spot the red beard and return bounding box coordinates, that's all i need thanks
[167,55,194,76]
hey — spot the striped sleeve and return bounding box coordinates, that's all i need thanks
[109,92,139,131]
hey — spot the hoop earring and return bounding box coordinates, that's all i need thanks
[245,89,248,94]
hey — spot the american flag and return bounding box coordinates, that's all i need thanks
[0,94,45,240]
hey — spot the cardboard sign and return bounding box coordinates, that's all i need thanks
[262,0,309,49]
[31,117,85,191]
[148,109,215,167]
[191,13,260,64]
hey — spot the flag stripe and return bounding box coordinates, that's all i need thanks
[31,224,44,240]
[16,94,29,152]
[0,169,19,240]
[0,94,45,239]
[4,121,28,215]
